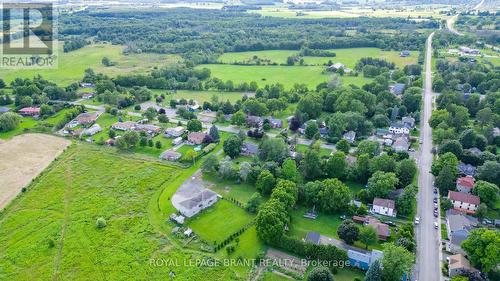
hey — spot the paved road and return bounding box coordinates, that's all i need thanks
[415,32,442,281]
[446,0,484,35]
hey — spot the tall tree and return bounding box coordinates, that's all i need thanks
[223,135,242,158]
[381,244,415,281]
[367,171,398,199]
[337,219,359,245]
[256,170,275,195]
[325,151,347,180]
[359,226,378,250]
[208,125,220,142]
[473,181,499,208]
[461,228,500,273]
[364,259,382,281]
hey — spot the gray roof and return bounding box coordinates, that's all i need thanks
[179,189,217,209]
[458,162,476,176]
[446,211,478,233]
[242,142,259,154]
[348,249,371,263]
[305,231,320,245]
[0,107,10,113]
[391,83,406,95]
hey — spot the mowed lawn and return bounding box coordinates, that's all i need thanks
[0,43,178,86]
[188,199,254,244]
[198,64,332,89]
[0,144,240,280]
[288,206,343,240]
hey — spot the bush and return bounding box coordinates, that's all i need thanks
[96,217,107,228]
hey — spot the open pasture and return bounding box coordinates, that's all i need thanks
[0,43,179,86]
[0,144,244,280]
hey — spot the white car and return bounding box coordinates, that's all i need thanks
[434,222,439,229]
[414,217,420,225]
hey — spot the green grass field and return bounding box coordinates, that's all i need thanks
[217,48,419,68]
[288,206,343,240]
[188,200,254,244]
[0,43,179,86]
[203,173,257,204]
[0,144,244,280]
[198,64,331,89]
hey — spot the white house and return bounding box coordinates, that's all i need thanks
[372,198,396,217]
[82,124,102,136]
[177,189,218,217]
[165,126,186,138]
[448,191,480,214]
[389,122,410,135]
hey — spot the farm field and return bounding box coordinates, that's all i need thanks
[0,43,179,86]
[217,48,419,68]
[0,144,244,280]
[198,64,331,89]
[0,134,71,210]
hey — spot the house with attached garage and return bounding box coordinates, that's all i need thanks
[187,132,207,145]
[445,209,478,255]
[389,121,410,135]
[448,191,480,214]
[165,126,185,138]
[371,198,396,217]
[176,189,218,218]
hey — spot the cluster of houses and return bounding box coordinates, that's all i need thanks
[246,115,283,129]
[111,121,162,136]
[442,174,486,278]
[62,111,102,137]
[371,116,416,153]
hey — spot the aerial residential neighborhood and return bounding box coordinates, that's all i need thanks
[0,1,498,281]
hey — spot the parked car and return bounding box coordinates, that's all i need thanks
[434,221,439,229]
[414,217,420,225]
[433,188,438,194]
[385,221,396,227]
[433,198,438,203]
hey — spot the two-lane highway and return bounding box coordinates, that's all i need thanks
[415,32,442,281]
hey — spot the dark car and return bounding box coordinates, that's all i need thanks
[385,221,397,227]
[433,198,438,203]
[434,212,438,218]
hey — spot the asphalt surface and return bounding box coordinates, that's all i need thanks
[415,32,442,281]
